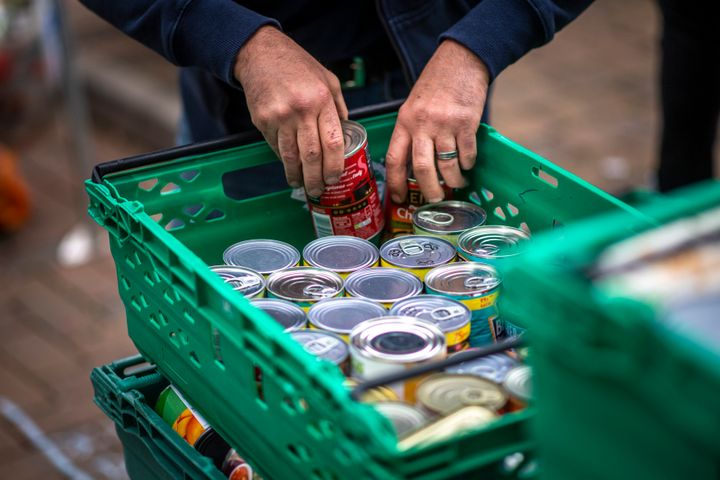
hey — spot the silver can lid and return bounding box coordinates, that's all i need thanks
[350,316,446,363]
[209,265,265,298]
[291,330,349,366]
[251,298,306,332]
[413,201,486,234]
[344,267,423,304]
[223,239,300,275]
[503,365,532,402]
[373,402,429,437]
[303,236,379,273]
[389,295,470,333]
[416,374,508,414]
[342,120,368,157]
[425,263,501,295]
[380,236,456,269]
[266,267,344,302]
[457,225,531,260]
[447,351,520,383]
[308,297,387,335]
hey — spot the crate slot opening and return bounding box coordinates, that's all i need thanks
[254,364,265,403]
[160,182,182,195]
[531,167,559,188]
[183,203,205,217]
[165,218,185,231]
[138,178,159,191]
[179,169,200,182]
[204,209,225,222]
[494,206,507,221]
[287,443,311,462]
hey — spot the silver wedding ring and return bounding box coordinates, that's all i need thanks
[435,150,459,161]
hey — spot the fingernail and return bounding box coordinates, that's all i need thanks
[428,196,443,203]
[391,194,402,203]
[289,181,301,189]
[308,188,324,198]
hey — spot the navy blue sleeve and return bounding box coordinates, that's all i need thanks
[439,0,593,81]
[78,0,280,85]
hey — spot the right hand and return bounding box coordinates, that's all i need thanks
[234,26,348,197]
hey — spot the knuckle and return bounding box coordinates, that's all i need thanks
[413,162,435,177]
[325,133,344,152]
[302,149,322,165]
[385,151,403,169]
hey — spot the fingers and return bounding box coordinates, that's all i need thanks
[326,72,348,120]
[386,126,411,203]
[277,127,301,188]
[412,135,445,203]
[434,135,466,189]
[457,129,477,171]
[297,121,324,197]
[318,104,345,185]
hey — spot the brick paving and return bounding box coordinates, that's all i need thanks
[1,0,716,478]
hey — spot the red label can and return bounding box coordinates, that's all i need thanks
[385,177,454,234]
[307,120,384,242]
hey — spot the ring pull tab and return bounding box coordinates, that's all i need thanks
[464,275,493,289]
[303,284,337,298]
[224,275,262,289]
[418,210,454,226]
[430,306,466,321]
[399,239,425,256]
[304,337,339,356]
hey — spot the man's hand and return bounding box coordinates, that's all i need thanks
[386,40,490,203]
[234,26,348,197]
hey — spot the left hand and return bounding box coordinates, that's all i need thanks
[386,40,490,203]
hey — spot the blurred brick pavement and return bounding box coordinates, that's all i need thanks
[2,0,717,479]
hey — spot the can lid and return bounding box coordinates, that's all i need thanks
[380,235,456,269]
[223,239,300,275]
[503,365,532,402]
[251,298,306,332]
[373,402,429,437]
[308,297,387,334]
[457,225,531,260]
[350,316,446,363]
[291,330,349,366]
[344,267,422,303]
[389,295,470,333]
[446,351,519,383]
[416,374,507,414]
[209,265,266,298]
[266,267,344,302]
[398,405,497,450]
[341,120,368,158]
[413,201,486,234]
[303,236,379,273]
[424,263,501,295]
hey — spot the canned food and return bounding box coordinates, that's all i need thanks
[251,298,306,332]
[303,235,379,277]
[457,225,531,265]
[266,267,344,310]
[373,402,429,437]
[379,235,456,280]
[424,263,502,347]
[416,374,507,415]
[306,120,384,241]
[193,428,231,469]
[349,316,446,402]
[389,295,471,353]
[223,239,300,275]
[503,365,531,411]
[210,265,266,299]
[156,385,210,445]
[344,378,399,403]
[398,405,497,450]
[384,175,453,234]
[308,297,387,340]
[222,449,255,480]
[344,267,423,307]
[290,330,350,374]
[446,351,520,384]
[493,314,527,343]
[412,201,486,244]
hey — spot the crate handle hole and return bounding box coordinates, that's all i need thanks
[531,167,559,188]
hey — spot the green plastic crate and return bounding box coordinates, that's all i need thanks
[502,181,720,480]
[86,108,644,479]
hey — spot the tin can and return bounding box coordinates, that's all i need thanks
[384,175,453,234]
[416,373,508,415]
[306,120,384,241]
[210,265,266,299]
[156,385,210,446]
[222,449,255,480]
[290,330,350,374]
[308,297,387,340]
[412,201,486,245]
[493,314,527,342]
[446,350,520,384]
[389,295,471,353]
[349,316,446,402]
[223,239,300,276]
[456,225,531,265]
[503,365,532,412]
[251,298,306,332]
[424,263,502,347]
[344,378,399,403]
[344,267,423,308]
[303,235,379,278]
[373,402,430,437]
[266,267,344,311]
[379,235,456,280]
[398,405,497,450]
[194,428,231,469]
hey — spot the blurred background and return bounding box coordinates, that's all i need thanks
[0,0,716,478]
